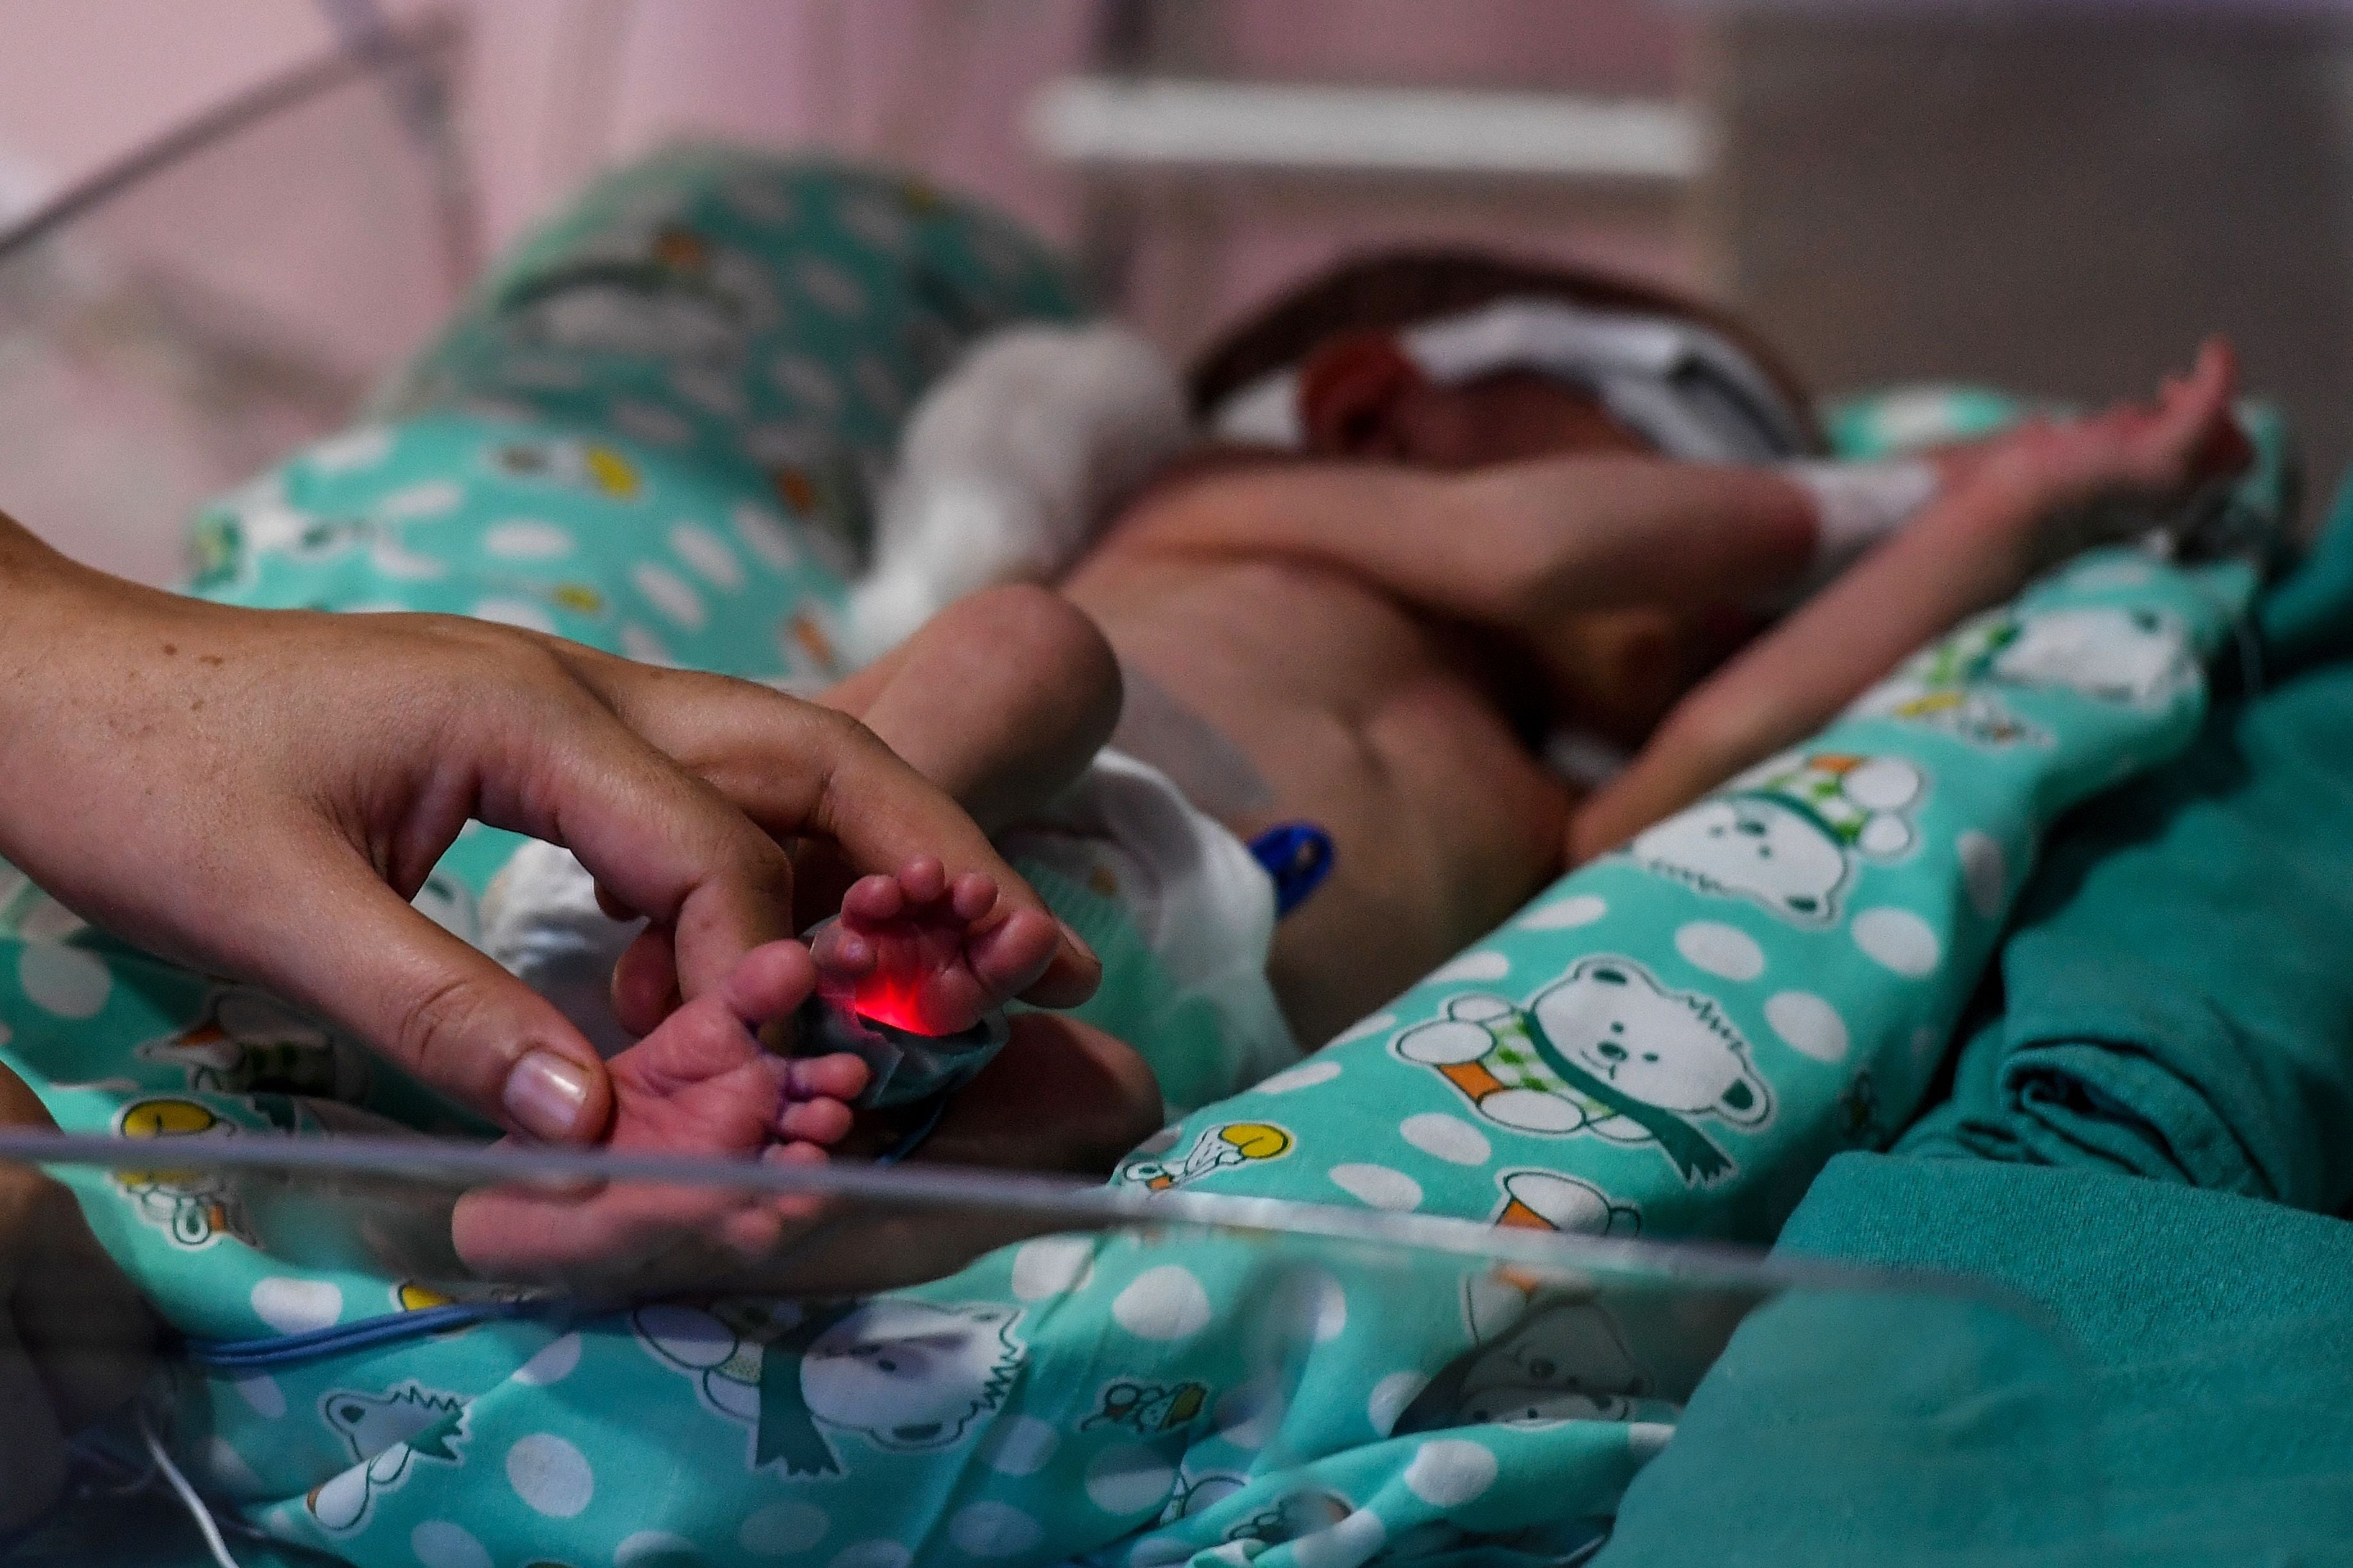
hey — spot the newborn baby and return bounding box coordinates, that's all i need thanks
[849,254,2253,1053]
[455,314,2248,1287]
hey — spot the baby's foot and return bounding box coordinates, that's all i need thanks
[450,940,871,1288]
[602,940,865,1158]
[810,856,1061,1035]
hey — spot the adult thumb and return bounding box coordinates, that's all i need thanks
[256,853,616,1142]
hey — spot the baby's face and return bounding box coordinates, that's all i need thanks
[1296,331,1654,470]
[1343,370,1656,470]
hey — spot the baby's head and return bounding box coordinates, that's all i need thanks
[1186,250,1817,741]
[1188,248,1820,470]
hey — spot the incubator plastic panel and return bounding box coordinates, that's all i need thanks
[0,1129,2101,1567]
[0,21,471,590]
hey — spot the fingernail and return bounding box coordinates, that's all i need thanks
[1059,920,1098,966]
[503,1050,594,1140]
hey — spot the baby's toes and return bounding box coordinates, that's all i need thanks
[838,871,907,929]
[963,907,1063,1004]
[785,1051,870,1105]
[898,856,948,906]
[949,872,1000,924]
[810,918,877,982]
[777,1096,856,1146]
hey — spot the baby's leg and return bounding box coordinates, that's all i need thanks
[449,940,869,1289]
[820,582,1122,834]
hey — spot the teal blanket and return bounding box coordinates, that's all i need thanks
[1595,1155,2353,1566]
[1594,481,2353,1565]
[1898,481,2353,1210]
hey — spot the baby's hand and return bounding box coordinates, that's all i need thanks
[810,856,1061,1035]
[1972,338,2253,564]
[449,940,870,1288]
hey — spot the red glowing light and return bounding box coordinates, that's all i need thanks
[848,974,935,1035]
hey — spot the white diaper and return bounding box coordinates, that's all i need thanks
[997,748,1301,1119]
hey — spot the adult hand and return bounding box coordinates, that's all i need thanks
[0,521,1095,1144]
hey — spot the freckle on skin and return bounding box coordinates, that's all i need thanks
[199,655,223,667]
[189,699,204,712]
[162,643,177,656]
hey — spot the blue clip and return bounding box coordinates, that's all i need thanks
[1248,822,1337,918]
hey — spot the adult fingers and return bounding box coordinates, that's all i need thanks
[562,657,1100,1006]
[252,843,616,1142]
[460,691,799,1005]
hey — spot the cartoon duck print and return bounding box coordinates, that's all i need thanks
[1085,1378,1210,1434]
[1391,957,1772,1186]
[135,986,369,1102]
[1626,750,1925,925]
[1155,1473,1353,1549]
[112,1098,251,1248]
[191,479,449,587]
[1118,1121,1296,1191]
[634,1297,1025,1477]
[488,435,644,501]
[388,1278,532,1330]
[307,1382,468,1533]
[498,223,779,367]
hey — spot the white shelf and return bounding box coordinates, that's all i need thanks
[1026,76,1703,185]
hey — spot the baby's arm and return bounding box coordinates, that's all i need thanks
[1104,449,1823,635]
[1569,340,2249,859]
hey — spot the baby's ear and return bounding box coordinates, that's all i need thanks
[1298,331,1424,458]
[1717,1064,1775,1127]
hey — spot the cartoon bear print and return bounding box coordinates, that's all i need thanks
[1491,1170,1642,1239]
[1396,1275,1651,1434]
[1391,956,1773,1185]
[1856,602,2196,746]
[634,1297,1024,1477]
[307,1381,468,1533]
[1626,750,1925,925]
[1990,603,2196,707]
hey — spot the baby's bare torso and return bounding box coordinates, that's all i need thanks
[1061,544,1570,1046]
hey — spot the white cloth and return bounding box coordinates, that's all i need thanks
[845,322,1191,662]
[1211,294,1812,463]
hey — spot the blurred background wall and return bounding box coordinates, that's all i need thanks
[0,0,1694,343]
[3,0,2353,489]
